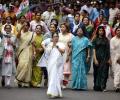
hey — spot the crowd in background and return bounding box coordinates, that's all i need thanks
[0,0,120,98]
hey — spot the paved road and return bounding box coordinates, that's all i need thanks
[0,75,120,100]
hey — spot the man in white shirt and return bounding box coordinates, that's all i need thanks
[80,2,93,15]
[30,12,49,33]
[109,2,119,26]
[42,6,56,26]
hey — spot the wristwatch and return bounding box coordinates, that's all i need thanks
[56,46,59,48]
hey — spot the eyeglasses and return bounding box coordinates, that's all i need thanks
[24,25,29,27]
[5,28,11,29]
[53,35,59,37]
[36,27,41,29]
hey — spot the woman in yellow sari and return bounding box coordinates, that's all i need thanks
[15,16,26,33]
[31,25,44,87]
[15,22,34,87]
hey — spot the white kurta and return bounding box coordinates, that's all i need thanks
[42,11,56,26]
[47,42,65,97]
[110,36,120,88]
[30,20,49,33]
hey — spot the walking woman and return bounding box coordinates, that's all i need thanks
[71,27,92,90]
[47,32,65,98]
[44,23,58,40]
[110,26,120,92]
[92,26,111,91]
[1,24,16,88]
[82,17,94,74]
[59,22,74,88]
[15,22,34,87]
[37,23,58,87]
[30,25,44,87]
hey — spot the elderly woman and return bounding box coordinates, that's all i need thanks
[1,24,16,88]
[37,23,58,87]
[47,32,65,98]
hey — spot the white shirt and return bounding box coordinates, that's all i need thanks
[80,5,93,14]
[30,20,49,33]
[109,8,119,21]
[42,11,56,26]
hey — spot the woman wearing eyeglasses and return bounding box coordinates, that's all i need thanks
[1,24,16,88]
[46,32,65,98]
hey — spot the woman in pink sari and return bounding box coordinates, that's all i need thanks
[59,22,74,88]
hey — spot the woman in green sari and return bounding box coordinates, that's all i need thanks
[82,17,94,39]
[82,17,94,74]
[31,25,44,87]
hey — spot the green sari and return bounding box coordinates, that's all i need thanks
[31,34,43,87]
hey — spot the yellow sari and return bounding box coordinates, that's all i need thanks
[15,31,34,86]
[31,34,43,87]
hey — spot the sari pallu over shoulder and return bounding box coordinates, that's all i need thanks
[71,36,92,90]
[17,32,34,58]
[72,36,92,59]
[15,31,34,86]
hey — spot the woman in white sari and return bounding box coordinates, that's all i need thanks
[110,26,120,92]
[47,33,65,98]
[37,23,58,86]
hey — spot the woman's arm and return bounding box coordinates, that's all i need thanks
[86,48,90,63]
[41,38,51,50]
[93,49,99,65]
[17,25,24,38]
[56,46,65,54]
[36,46,44,53]
[66,42,72,62]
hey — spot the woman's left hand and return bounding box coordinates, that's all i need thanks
[57,47,65,54]
[116,57,120,65]
[8,39,13,45]
[108,59,112,65]
[66,56,69,62]
[86,56,90,63]
[33,54,36,61]
[36,48,43,52]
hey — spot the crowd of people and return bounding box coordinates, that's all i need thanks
[0,0,120,98]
